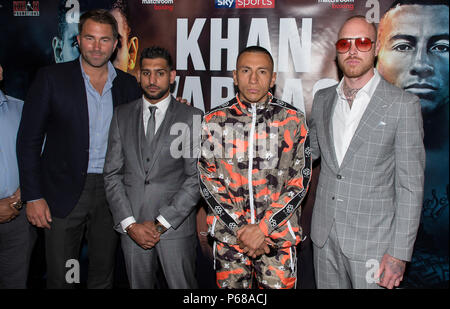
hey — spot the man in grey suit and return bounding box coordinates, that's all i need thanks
[309,16,425,289]
[104,46,203,288]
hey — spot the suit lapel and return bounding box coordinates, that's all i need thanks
[339,79,392,170]
[324,89,340,172]
[111,68,121,107]
[133,99,145,173]
[146,98,177,176]
[111,83,119,107]
[72,60,90,148]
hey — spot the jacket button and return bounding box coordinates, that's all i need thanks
[332,196,335,200]
[145,180,150,185]
[337,174,342,179]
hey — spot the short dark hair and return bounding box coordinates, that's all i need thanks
[57,0,102,39]
[78,9,119,40]
[236,46,274,71]
[390,0,448,9]
[56,1,128,40]
[379,0,448,43]
[139,46,174,70]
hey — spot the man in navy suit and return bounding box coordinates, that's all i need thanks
[17,9,141,288]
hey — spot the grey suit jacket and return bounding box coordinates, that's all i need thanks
[309,77,425,262]
[104,97,203,240]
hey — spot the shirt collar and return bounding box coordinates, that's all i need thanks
[79,56,117,84]
[142,93,172,114]
[336,68,381,100]
[236,92,273,113]
[0,90,7,107]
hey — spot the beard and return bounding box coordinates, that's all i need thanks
[143,85,170,101]
[81,51,111,68]
[339,56,374,78]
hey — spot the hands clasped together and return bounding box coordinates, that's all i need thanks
[236,224,275,259]
[127,221,161,250]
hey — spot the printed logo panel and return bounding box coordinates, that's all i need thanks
[215,0,275,9]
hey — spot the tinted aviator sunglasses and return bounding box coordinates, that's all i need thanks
[335,37,374,53]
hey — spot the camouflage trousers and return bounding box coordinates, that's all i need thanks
[214,241,297,289]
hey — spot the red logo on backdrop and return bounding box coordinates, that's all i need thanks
[13,1,39,16]
[141,0,175,11]
[235,0,275,9]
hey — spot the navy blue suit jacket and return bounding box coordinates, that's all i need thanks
[17,59,141,218]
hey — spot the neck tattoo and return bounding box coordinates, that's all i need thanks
[343,83,361,109]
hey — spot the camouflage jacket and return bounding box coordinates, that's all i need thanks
[198,94,312,248]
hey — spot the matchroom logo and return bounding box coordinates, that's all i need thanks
[317,0,355,10]
[142,0,175,11]
[215,0,275,9]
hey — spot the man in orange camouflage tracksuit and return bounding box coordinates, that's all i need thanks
[198,46,312,289]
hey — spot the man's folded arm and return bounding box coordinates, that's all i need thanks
[158,110,203,230]
[103,110,134,233]
[17,68,51,202]
[258,119,312,239]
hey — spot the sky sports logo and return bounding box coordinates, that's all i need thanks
[215,0,275,9]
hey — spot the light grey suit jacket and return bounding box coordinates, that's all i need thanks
[104,97,203,240]
[309,77,425,262]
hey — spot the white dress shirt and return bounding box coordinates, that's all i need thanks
[332,69,380,167]
[120,94,173,232]
[142,93,171,136]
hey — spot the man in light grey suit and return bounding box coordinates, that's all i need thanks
[309,16,425,289]
[104,46,203,288]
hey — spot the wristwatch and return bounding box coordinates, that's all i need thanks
[10,200,25,211]
[154,220,167,234]
[125,223,137,233]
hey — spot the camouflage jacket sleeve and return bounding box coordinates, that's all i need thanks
[258,116,312,239]
[198,118,241,236]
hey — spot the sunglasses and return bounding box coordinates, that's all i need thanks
[335,37,375,53]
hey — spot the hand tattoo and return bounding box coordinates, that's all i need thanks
[387,258,406,276]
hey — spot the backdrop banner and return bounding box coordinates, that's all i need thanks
[0,0,447,288]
